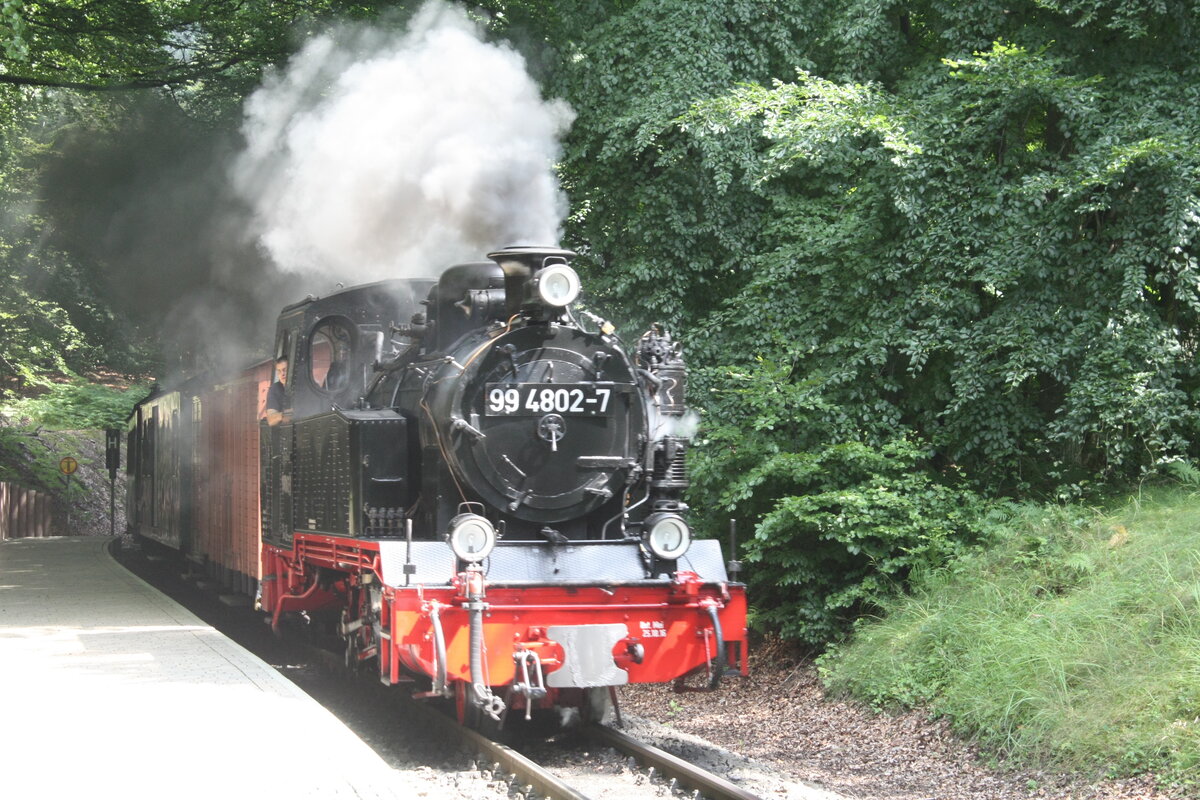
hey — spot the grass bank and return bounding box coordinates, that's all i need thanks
[818,486,1200,785]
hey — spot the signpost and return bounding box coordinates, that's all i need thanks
[105,429,121,539]
[59,456,78,529]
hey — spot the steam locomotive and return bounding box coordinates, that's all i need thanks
[126,246,747,726]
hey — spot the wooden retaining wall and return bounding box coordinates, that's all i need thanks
[0,482,52,540]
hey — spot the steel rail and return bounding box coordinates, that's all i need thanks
[587,723,764,800]
[396,695,594,800]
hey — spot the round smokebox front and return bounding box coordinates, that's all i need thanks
[437,326,642,523]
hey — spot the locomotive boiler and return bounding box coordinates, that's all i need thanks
[128,246,747,727]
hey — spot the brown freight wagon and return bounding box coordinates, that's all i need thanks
[126,361,272,595]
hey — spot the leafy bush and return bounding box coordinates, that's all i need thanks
[689,359,991,645]
[818,487,1200,781]
[0,268,90,389]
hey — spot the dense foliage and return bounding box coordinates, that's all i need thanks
[685,45,1200,496]
[688,359,994,641]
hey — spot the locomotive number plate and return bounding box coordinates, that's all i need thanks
[485,383,614,416]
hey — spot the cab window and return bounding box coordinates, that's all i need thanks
[310,320,354,393]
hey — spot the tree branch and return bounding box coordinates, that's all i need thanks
[0,73,175,90]
[0,56,246,91]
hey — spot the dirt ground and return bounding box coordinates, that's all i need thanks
[619,641,1188,800]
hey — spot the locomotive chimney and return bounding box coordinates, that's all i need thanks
[487,246,578,318]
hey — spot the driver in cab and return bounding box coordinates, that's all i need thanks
[265,357,289,426]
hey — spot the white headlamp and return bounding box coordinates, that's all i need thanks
[644,513,692,560]
[534,264,581,307]
[446,513,496,562]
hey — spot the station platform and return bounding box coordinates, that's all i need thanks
[0,536,410,798]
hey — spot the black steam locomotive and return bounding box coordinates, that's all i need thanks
[129,246,746,726]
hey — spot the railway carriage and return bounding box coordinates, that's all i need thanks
[127,246,747,726]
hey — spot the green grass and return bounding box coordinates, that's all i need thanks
[818,486,1200,784]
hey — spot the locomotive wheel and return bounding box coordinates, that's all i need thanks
[341,584,380,672]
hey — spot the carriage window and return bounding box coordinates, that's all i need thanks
[309,320,354,392]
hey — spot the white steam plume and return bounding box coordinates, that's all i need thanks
[234,2,573,283]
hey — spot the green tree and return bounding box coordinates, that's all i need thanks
[482,0,822,329]
[689,39,1200,492]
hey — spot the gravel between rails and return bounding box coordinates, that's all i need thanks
[617,642,1190,800]
[507,722,836,800]
[508,733,668,800]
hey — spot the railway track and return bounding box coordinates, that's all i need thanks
[316,644,765,800]
[387,687,763,800]
[586,724,762,800]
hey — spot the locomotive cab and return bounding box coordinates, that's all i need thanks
[260,280,433,543]
[272,279,433,420]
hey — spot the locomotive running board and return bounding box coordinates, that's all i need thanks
[375,539,735,587]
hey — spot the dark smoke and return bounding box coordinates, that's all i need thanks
[37,96,297,378]
[33,1,573,381]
